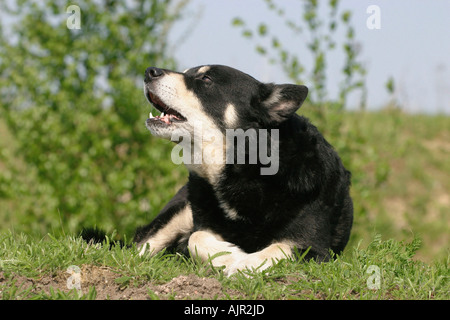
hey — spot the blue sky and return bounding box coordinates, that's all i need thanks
[1,0,448,114]
[169,0,450,114]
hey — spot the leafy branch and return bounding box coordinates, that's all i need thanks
[232,0,367,110]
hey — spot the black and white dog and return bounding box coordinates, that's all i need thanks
[134,65,353,275]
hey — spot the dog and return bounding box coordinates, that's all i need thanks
[134,65,353,276]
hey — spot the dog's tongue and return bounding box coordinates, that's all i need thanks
[161,113,171,124]
[149,107,181,124]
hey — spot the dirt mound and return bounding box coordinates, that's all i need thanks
[153,275,228,299]
[0,265,235,300]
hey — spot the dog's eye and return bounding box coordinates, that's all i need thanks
[201,75,212,83]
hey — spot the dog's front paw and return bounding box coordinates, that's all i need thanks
[224,253,272,276]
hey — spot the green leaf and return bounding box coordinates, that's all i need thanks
[272,37,280,49]
[231,17,244,27]
[256,45,267,55]
[342,11,351,23]
[258,23,268,36]
[386,77,395,94]
[242,30,253,38]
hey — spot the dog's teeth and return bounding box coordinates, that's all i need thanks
[149,111,154,118]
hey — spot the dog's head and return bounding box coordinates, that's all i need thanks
[143,65,308,179]
[143,65,308,139]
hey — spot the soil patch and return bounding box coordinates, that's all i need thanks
[152,275,232,300]
[0,265,236,300]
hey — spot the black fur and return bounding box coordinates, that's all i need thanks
[80,227,125,248]
[188,114,352,260]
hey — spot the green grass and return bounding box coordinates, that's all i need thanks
[325,110,450,261]
[0,232,448,300]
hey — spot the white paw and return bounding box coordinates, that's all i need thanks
[224,253,272,276]
[207,248,247,269]
[188,230,247,268]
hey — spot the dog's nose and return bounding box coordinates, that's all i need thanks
[145,67,164,81]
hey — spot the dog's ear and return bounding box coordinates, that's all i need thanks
[262,84,308,123]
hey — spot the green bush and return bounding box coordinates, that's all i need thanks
[0,0,189,236]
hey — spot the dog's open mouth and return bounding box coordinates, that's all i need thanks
[146,91,187,125]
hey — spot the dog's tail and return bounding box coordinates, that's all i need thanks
[79,227,126,248]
